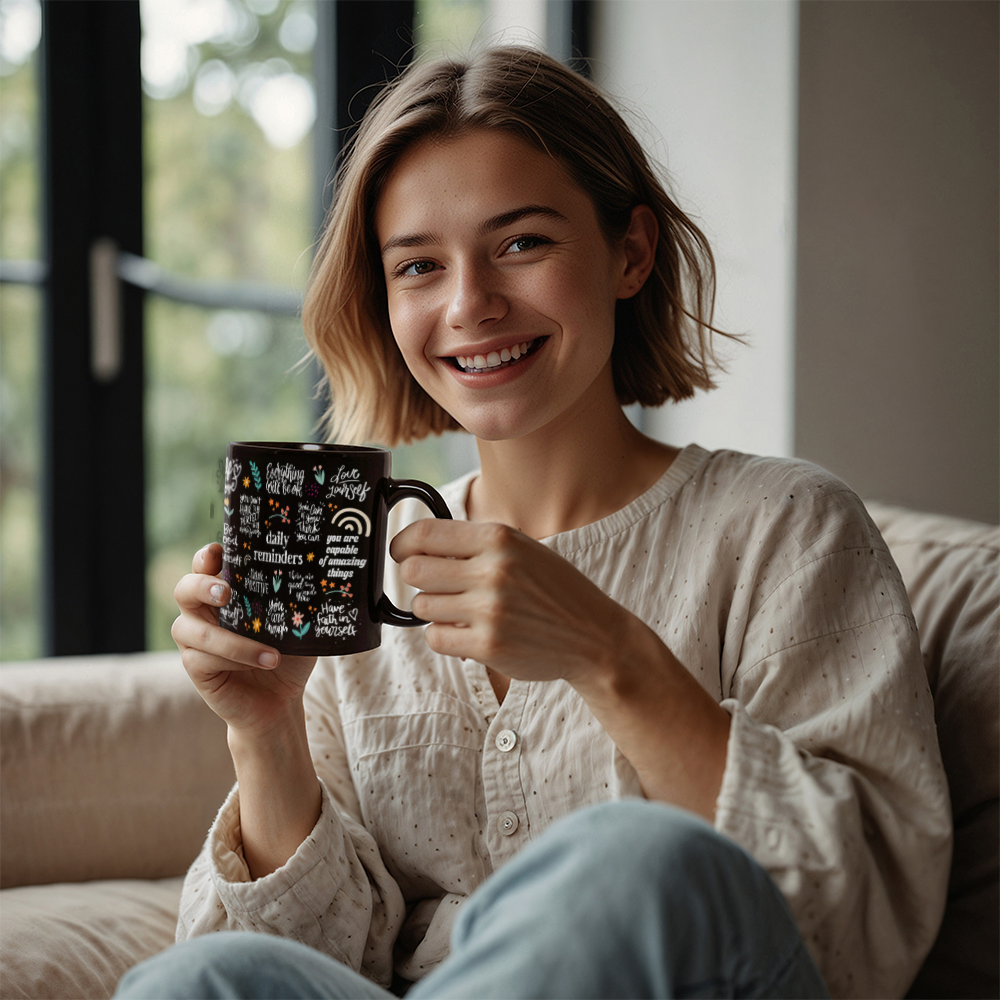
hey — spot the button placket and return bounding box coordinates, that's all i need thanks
[482,686,529,861]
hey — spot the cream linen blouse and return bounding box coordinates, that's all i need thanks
[177,445,951,999]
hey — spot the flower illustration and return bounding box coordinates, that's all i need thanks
[267,503,291,525]
[292,611,304,627]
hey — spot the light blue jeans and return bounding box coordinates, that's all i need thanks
[116,801,829,999]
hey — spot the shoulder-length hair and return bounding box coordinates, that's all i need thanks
[302,45,734,446]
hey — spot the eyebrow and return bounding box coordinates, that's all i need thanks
[379,204,569,257]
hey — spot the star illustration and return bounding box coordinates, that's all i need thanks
[306,552,315,562]
[243,476,250,488]
[252,617,261,633]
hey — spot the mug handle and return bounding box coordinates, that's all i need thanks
[377,478,453,627]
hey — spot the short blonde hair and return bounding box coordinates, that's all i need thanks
[303,45,733,446]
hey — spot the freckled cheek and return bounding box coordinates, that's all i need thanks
[387,305,442,374]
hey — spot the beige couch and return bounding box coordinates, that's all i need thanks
[1,504,997,1000]
[0,652,235,999]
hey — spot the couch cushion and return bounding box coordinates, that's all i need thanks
[0,877,182,1000]
[0,652,233,888]
[866,502,999,999]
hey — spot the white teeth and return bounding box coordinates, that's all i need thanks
[456,339,536,372]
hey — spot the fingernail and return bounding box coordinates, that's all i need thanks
[210,584,226,604]
[258,651,279,669]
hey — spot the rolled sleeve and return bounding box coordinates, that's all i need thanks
[177,777,405,986]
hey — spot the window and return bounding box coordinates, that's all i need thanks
[0,0,589,659]
[0,0,42,660]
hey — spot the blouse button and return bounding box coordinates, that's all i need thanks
[497,811,519,836]
[495,729,518,752]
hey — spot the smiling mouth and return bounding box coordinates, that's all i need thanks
[452,338,543,374]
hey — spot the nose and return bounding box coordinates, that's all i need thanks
[445,262,508,332]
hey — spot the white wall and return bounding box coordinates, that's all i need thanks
[592,0,799,458]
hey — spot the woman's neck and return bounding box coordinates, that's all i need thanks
[467,402,679,539]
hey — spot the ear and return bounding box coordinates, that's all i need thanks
[616,204,659,300]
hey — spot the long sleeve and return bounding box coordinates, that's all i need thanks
[707,467,952,998]
[175,673,407,988]
[541,444,951,998]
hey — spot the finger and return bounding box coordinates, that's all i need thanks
[174,572,230,612]
[399,553,473,595]
[171,611,280,671]
[423,622,481,660]
[391,519,512,563]
[410,589,477,625]
[192,542,223,575]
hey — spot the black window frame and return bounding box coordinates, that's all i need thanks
[2,0,591,657]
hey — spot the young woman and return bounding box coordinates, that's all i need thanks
[118,46,950,1000]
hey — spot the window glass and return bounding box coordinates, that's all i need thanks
[141,0,317,286]
[141,0,318,649]
[414,0,489,54]
[414,0,549,55]
[145,301,314,646]
[0,0,42,660]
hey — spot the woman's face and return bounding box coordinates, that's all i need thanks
[374,129,637,443]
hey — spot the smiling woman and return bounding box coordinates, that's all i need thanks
[113,42,955,1000]
[372,130,648,448]
[303,48,729,450]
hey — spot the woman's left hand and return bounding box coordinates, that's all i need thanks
[390,518,629,688]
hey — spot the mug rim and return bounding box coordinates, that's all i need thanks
[228,441,389,456]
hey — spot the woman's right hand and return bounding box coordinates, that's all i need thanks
[173,542,323,878]
[171,542,318,740]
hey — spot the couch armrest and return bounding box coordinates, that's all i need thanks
[0,652,233,889]
[865,502,999,999]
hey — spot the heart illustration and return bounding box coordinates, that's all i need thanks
[348,608,359,621]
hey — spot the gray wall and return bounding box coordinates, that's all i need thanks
[794,1,999,522]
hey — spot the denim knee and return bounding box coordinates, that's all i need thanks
[115,931,391,1000]
[540,799,789,930]
[453,799,763,941]
[520,798,752,893]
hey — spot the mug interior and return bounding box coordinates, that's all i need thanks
[230,442,389,457]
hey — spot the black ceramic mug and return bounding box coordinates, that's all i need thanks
[218,442,452,655]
